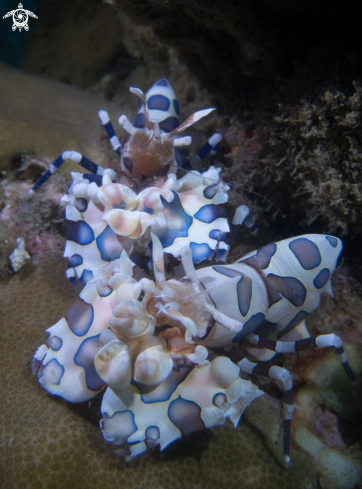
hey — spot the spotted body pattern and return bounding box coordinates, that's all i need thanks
[63,165,230,286]
[31,79,229,286]
[33,233,354,463]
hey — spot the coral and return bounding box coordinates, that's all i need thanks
[0,63,122,173]
[224,83,362,252]
[0,253,317,488]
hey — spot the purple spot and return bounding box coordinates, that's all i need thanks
[97,284,113,298]
[159,117,179,133]
[194,204,227,223]
[168,397,205,435]
[209,229,227,242]
[313,268,330,289]
[189,242,213,264]
[289,238,321,270]
[238,243,276,270]
[65,297,94,336]
[156,78,168,86]
[277,311,308,339]
[147,95,170,111]
[66,220,94,245]
[134,113,145,128]
[75,198,88,212]
[266,274,307,307]
[68,276,78,288]
[237,275,252,316]
[203,184,218,199]
[74,335,106,391]
[157,192,192,248]
[68,254,83,268]
[255,243,276,269]
[212,265,243,278]
[216,248,228,260]
[49,336,62,351]
[173,99,180,115]
[211,266,252,314]
[326,236,338,248]
[213,393,227,408]
[100,410,137,445]
[233,312,265,342]
[96,225,123,262]
[134,367,191,403]
[39,358,64,386]
[80,269,94,287]
[145,426,160,449]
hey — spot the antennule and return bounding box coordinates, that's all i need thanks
[130,86,152,131]
[165,108,215,139]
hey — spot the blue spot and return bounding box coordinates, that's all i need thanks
[145,426,160,449]
[203,184,218,199]
[134,368,190,403]
[147,94,170,111]
[80,269,94,287]
[159,117,179,133]
[97,285,113,298]
[100,410,137,445]
[156,78,168,86]
[68,254,83,268]
[189,242,213,264]
[212,267,252,315]
[75,198,88,212]
[143,205,154,215]
[209,229,227,242]
[278,311,308,339]
[212,265,253,315]
[212,266,243,278]
[194,204,227,223]
[237,275,252,317]
[68,276,78,288]
[313,268,330,289]
[74,335,106,391]
[157,191,193,248]
[65,297,94,337]
[289,238,321,270]
[168,397,205,435]
[266,274,307,307]
[255,243,277,269]
[130,255,140,266]
[96,225,123,262]
[233,313,265,342]
[216,248,228,260]
[239,242,276,270]
[173,99,180,115]
[66,220,94,245]
[41,358,64,386]
[134,113,145,129]
[50,336,62,351]
[326,236,338,248]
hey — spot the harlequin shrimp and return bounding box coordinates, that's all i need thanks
[30,79,239,287]
[33,232,356,465]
